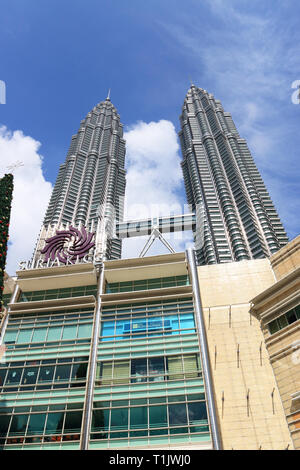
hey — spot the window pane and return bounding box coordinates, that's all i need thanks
[62,325,77,340]
[286,310,297,325]
[149,357,164,382]
[0,369,7,386]
[21,367,39,385]
[170,426,188,434]
[47,326,62,342]
[110,408,128,431]
[63,411,82,433]
[130,407,148,430]
[268,320,279,335]
[183,355,199,378]
[4,330,18,343]
[167,356,183,380]
[45,412,64,434]
[168,395,186,403]
[101,321,115,338]
[32,328,48,343]
[114,361,130,384]
[148,317,163,331]
[71,363,87,381]
[77,323,92,338]
[17,329,32,344]
[6,368,23,385]
[168,404,188,426]
[9,415,28,436]
[115,320,129,340]
[131,359,147,383]
[0,415,11,437]
[27,413,46,435]
[188,402,208,425]
[278,315,288,329]
[38,365,55,383]
[91,409,109,432]
[131,320,147,334]
[167,315,179,334]
[55,364,71,382]
[149,405,167,428]
[187,393,205,402]
[180,314,195,330]
[101,362,112,385]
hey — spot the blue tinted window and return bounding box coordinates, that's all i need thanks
[148,317,163,331]
[101,321,115,338]
[167,315,179,334]
[115,320,128,339]
[180,313,195,330]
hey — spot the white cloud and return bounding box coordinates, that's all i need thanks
[0,126,53,275]
[122,120,193,259]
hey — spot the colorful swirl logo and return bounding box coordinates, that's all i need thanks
[41,225,95,264]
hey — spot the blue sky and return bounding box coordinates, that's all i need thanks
[0,0,299,273]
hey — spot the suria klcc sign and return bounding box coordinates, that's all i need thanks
[19,226,95,270]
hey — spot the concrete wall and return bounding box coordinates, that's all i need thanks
[197,258,293,450]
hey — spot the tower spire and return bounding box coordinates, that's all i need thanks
[106,88,111,101]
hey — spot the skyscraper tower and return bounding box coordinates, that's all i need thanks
[179,85,288,265]
[32,94,126,263]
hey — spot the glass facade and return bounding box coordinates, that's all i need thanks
[0,403,83,445]
[4,308,93,352]
[18,285,97,302]
[0,272,212,449]
[91,394,208,441]
[93,297,211,448]
[106,275,190,293]
[0,292,96,450]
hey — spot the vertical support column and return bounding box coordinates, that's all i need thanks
[80,264,105,450]
[186,248,222,450]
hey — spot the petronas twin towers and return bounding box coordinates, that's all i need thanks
[180,85,288,264]
[33,86,288,266]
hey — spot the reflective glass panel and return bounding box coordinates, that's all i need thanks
[149,405,168,428]
[63,411,82,433]
[38,365,55,383]
[188,402,208,424]
[21,367,39,385]
[45,412,64,434]
[27,413,46,435]
[168,404,188,426]
[130,407,148,430]
[9,415,28,435]
[17,329,32,344]
[91,409,109,431]
[110,408,128,431]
